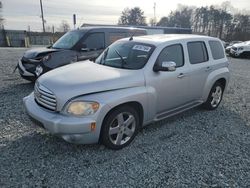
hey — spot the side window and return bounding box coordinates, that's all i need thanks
[83,33,105,50]
[108,32,127,45]
[157,44,184,67]
[187,41,208,64]
[128,31,146,37]
[209,40,225,60]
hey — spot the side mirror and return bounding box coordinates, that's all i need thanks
[153,61,176,72]
[81,48,90,52]
[80,44,89,52]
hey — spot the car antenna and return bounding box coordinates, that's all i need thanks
[129,30,136,41]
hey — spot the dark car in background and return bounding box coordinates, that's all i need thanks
[17,27,146,81]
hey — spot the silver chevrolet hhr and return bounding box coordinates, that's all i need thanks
[24,34,230,149]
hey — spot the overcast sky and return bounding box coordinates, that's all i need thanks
[1,0,250,31]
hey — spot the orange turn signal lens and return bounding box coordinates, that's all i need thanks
[91,122,96,131]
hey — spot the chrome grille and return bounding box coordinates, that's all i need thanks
[34,82,57,111]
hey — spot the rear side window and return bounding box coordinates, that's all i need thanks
[108,32,127,45]
[157,44,184,67]
[128,30,146,37]
[83,32,105,50]
[209,40,225,60]
[187,41,208,64]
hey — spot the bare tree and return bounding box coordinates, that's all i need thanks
[58,20,70,32]
[149,18,157,26]
[192,5,233,38]
[156,2,250,41]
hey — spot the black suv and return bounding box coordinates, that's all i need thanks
[17,27,146,81]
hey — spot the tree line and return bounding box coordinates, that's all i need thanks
[118,3,250,41]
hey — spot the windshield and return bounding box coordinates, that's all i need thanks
[52,31,85,49]
[95,41,155,70]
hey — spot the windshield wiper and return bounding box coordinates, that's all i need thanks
[101,48,109,65]
[114,49,127,68]
[51,46,62,49]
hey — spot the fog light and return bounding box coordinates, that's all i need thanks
[35,65,43,76]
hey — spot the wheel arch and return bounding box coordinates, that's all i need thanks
[202,68,230,101]
[215,78,227,90]
[99,101,144,143]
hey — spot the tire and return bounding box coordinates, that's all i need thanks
[101,105,140,150]
[202,82,224,110]
[233,52,241,58]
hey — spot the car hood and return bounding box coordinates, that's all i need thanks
[233,42,250,48]
[38,61,145,109]
[23,47,61,59]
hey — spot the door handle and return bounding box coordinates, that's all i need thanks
[177,73,185,78]
[205,66,212,72]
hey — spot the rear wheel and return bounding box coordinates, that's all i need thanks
[101,106,139,150]
[202,82,224,110]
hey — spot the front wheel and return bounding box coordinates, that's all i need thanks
[101,106,140,150]
[202,82,224,110]
[233,52,241,58]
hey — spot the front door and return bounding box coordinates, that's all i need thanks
[146,43,190,114]
[77,32,105,61]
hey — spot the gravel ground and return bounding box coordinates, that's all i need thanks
[0,47,250,187]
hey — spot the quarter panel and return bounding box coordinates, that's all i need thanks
[202,67,230,101]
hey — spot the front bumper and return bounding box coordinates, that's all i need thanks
[18,60,35,77]
[229,48,242,57]
[23,93,109,144]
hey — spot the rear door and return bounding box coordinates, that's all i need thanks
[185,40,211,101]
[107,32,127,46]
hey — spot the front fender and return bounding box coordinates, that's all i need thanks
[73,86,156,125]
[202,67,230,101]
[44,50,78,69]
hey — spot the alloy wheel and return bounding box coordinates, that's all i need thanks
[211,86,222,108]
[108,112,136,146]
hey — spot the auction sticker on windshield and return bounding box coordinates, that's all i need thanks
[132,45,151,52]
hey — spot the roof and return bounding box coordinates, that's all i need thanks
[135,25,192,31]
[120,34,219,46]
[77,26,146,32]
[81,23,192,31]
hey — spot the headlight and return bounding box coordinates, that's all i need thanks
[35,65,43,76]
[67,101,99,116]
[42,54,51,62]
